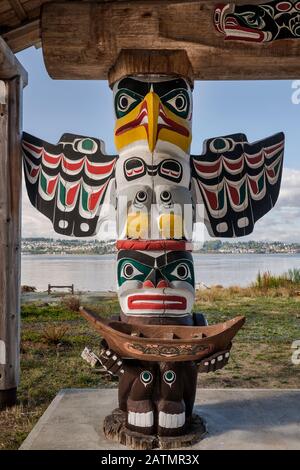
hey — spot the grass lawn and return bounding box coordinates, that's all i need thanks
[1,287,299,449]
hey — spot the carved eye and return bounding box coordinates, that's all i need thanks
[124,158,145,180]
[140,370,153,386]
[135,191,148,204]
[163,370,176,386]
[73,138,98,154]
[160,191,172,204]
[122,263,142,279]
[209,137,235,153]
[171,263,191,281]
[115,90,142,118]
[162,89,190,118]
[237,12,265,29]
[169,93,187,112]
[159,160,182,182]
[118,93,135,112]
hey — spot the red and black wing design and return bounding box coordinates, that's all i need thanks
[191,132,284,237]
[22,132,117,237]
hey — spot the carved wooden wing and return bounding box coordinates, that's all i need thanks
[22,132,117,237]
[191,132,284,237]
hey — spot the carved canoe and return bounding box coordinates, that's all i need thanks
[79,307,245,363]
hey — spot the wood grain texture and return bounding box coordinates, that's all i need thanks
[103,408,206,449]
[0,1,289,53]
[0,36,28,84]
[8,0,28,21]
[79,307,245,362]
[108,49,194,86]
[0,77,23,402]
[41,1,300,81]
[3,19,40,53]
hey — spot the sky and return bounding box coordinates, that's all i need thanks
[17,47,300,242]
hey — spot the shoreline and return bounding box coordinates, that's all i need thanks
[21,251,300,256]
[21,252,300,291]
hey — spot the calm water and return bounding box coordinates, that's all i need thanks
[21,253,300,292]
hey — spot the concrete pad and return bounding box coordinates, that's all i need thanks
[20,388,300,450]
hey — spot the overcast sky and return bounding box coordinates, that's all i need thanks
[17,47,300,242]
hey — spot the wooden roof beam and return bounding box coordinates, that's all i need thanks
[41,1,300,81]
[8,0,28,22]
[0,35,28,85]
[2,19,40,53]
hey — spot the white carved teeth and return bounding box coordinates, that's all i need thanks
[217,355,223,361]
[128,411,154,428]
[158,411,185,429]
[225,352,230,358]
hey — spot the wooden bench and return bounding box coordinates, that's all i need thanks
[48,284,74,295]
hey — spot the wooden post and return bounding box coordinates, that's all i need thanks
[0,37,27,408]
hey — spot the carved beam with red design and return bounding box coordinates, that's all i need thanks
[42,1,300,81]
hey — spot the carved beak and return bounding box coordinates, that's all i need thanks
[144,91,160,153]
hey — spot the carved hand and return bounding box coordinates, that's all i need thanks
[98,339,125,377]
[197,344,232,373]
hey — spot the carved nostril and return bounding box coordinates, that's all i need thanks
[143,280,155,288]
[157,280,169,288]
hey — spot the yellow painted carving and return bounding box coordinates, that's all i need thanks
[115,92,191,154]
[159,213,183,239]
[126,212,149,238]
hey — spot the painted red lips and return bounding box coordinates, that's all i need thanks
[128,295,187,310]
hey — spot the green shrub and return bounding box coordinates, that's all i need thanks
[254,268,300,289]
[287,268,300,283]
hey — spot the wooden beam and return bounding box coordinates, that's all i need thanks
[2,19,41,54]
[76,1,270,5]
[8,0,28,22]
[0,76,23,408]
[41,1,300,81]
[0,1,276,55]
[96,0,267,4]
[0,36,28,84]
[108,49,194,87]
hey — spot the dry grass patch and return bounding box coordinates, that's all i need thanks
[0,404,44,450]
[61,295,81,312]
[41,324,69,345]
[1,289,299,449]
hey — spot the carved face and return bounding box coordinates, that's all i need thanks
[117,249,195,317]
[113,76,193,240]
[113,77,192,156]
[214,1,300,43]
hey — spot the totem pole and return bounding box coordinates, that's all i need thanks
[22,49,284,446]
